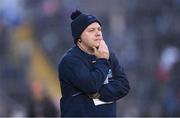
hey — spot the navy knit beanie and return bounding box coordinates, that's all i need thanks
[70,10,101,44]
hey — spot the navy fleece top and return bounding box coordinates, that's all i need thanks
[58,46,130,117]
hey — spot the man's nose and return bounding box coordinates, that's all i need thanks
[95,30,101,36]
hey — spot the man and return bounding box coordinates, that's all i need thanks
[58,10,130,117]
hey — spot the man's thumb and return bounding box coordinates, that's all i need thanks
[92,47,98,55]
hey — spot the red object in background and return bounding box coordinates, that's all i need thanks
[155,66,171,84]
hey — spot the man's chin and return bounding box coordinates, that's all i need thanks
[94,44,100,48]
[90,44,99,49]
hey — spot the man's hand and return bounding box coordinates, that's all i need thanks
[92,40,109,60]
[88,92,100,99]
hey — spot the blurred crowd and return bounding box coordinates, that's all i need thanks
[0,0,180,117]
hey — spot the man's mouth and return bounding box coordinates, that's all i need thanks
[94,39,101,41]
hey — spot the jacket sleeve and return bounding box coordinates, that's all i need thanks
[59,56,110,94]
[99,53,130,102]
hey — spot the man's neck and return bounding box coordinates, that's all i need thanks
[77,43,94,55]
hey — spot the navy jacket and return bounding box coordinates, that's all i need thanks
[58,46,130,117]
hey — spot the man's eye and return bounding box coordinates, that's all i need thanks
[89,29,94,32]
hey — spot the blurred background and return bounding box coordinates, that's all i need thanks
[0,0,180,117]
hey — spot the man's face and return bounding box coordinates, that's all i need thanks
[80,22,103,49]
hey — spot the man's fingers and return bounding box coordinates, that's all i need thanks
[92,47,98,54]
[98,40,108,51]
[93,40,109,59]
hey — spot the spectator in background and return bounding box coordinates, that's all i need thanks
[156,46,179,84]
[58,10,130,117]
[156,46,180,116]
[27,80,58,117]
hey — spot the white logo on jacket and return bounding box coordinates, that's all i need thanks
[104,69,112,84]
